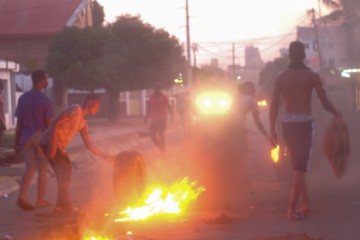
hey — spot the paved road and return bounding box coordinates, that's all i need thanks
[0,115,360,240]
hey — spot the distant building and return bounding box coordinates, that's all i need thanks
[242,45,264,85]
[297,26,349,72]
[297,25,360,114]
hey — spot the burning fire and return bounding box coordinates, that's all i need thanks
[115,177,205,222]
[83,231,111,240]
[271,145,280,163]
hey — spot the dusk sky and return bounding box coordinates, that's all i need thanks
[96,0,329,68]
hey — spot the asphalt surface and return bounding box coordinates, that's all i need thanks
[0,114,360,240]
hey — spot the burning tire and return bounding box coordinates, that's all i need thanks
[113,151,146,209]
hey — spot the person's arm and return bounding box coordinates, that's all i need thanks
[314,75,341,117]
[45,100,55,128]
[45,116,52,128]
[79,124,112,164]
[252,110,271,144]
[14,118,23,154]
[269,78,281,145]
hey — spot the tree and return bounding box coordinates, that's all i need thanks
[259,56,289,98]
[45,27,110,110]
[101,15,186,122]
[46,14,186,122]
[92,0,105,28]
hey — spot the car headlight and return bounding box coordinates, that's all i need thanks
[195,91,232,115]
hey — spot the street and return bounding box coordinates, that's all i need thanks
[0,116,360,240]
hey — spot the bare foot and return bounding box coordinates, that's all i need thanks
[17,198,35,211]
[299,208,311,217]
[36,200,50,208]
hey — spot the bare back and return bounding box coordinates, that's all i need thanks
[275,68,320,114]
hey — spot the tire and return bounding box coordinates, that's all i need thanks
[113,151,146,209]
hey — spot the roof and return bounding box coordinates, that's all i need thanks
[0,0,85,37]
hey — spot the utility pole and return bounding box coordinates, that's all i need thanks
[185,0,192,88]
[310,8,324,72]
[231,43,236,78]
[192,43,198,69]
[232,43,236,67]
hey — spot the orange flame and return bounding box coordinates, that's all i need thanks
[115,177,205,222]
[271,145,280,163]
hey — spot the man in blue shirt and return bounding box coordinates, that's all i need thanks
[15,69,55,211]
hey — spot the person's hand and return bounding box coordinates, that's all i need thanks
[270,131,277,147]
[46,147,56,161]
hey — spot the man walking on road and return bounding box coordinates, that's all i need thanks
[40,93,113,213]
[145,83,173,152]
[269,41,341,221]
[15,69,55,210]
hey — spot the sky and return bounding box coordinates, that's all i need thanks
[96,0,328,69]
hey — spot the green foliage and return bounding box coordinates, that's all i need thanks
[2,130,15,145]
[46,15,186,93]
[92,0,105,28]
[102,15,186,92]
[45,13,186,122]
[45,27,111,91]
[259,56,289,97]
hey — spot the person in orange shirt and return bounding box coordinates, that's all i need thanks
[145,83,173,152]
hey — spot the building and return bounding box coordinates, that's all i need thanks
[0,0,93,72]
[297,25,359,114]
[297,26,349,73]
[0,0,94,123]
[242,45,264,85]
[0,58,19,129]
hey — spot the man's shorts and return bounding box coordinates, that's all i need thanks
[282,121,313,172]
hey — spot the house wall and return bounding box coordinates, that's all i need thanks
[0,0,93,73]
[0,60,19,129]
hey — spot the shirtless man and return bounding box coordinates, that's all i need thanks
[269,41,341,221]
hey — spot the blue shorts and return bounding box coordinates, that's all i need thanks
[282,121,313,172]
